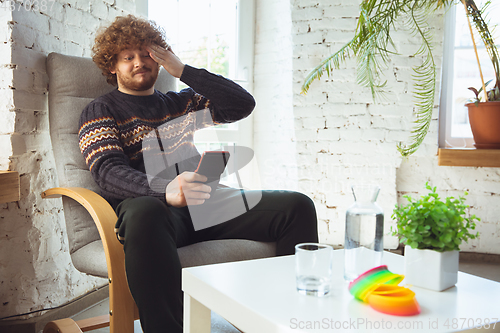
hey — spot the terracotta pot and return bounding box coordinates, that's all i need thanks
[466,101,500,149]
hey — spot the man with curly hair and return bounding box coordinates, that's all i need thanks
[79,15,318,333]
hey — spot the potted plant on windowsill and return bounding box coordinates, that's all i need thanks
[300,0,500,156]
[391,182,480,291]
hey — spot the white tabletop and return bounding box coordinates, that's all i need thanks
[182,250,500,332]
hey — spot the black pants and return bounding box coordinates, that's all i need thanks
[115,189,319,333]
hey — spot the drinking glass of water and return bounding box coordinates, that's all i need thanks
[295,243,333,297]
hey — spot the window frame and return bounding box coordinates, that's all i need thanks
[438,3,475,149]
[191,0,255,152]
[439,1,500,149]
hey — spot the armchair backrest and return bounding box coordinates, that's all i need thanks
[46,52,176,256]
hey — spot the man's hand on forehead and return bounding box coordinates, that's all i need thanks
[146,44,185,79]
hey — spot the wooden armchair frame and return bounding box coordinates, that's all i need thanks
[42,187,138,333]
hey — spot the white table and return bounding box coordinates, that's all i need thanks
[182,250,500,332]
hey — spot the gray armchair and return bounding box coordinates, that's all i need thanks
[42,52,275,333]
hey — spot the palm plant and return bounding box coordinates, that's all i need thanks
[301,0,500,156]
[465,1,500,103]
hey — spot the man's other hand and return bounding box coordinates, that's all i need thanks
[147,44,185,78]
[165,172,210,208]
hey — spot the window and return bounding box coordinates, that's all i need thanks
[148,0,256,187]
[439,1,500,148]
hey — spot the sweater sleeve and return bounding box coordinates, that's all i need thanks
[78,102,170,204]
[178,65,256,124]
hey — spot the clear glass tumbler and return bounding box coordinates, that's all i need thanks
[295,243,333,297]
[344,184,384,281]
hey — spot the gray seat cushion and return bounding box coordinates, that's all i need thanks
[178,239,276,268]
[72,239,276,278]
[71,240,108,277]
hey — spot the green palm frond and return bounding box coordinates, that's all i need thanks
[463,0,500,96]
[301,0,456,156]
[397,2,437,156]
[301,0,402,97]
[301,41,355,95]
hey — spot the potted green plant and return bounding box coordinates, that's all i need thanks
[301,0,500,156]
[391,182,480,291]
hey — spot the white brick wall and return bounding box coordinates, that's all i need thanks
[254,0,298,191]
[291,0,401,249]
[254,0,500,254]
[0,0,138,319]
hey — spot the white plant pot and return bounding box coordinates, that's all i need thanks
[404,245,459,292]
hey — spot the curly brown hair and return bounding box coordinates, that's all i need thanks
[92,15,168,86]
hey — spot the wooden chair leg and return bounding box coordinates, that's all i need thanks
[43,318,83,333]
[44,315,114,333]
[76,315,110,332]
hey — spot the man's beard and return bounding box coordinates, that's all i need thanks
[116,66,159,92]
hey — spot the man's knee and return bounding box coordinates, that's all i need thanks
[284,192,316,217]
[123,196,166,215]
[292,191,314,208]
[117,196,171,237]
[284,192,318,236]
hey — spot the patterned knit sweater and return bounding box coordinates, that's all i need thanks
[78,65,255,208]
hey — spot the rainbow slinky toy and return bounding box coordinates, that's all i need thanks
[348,265,421,316]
